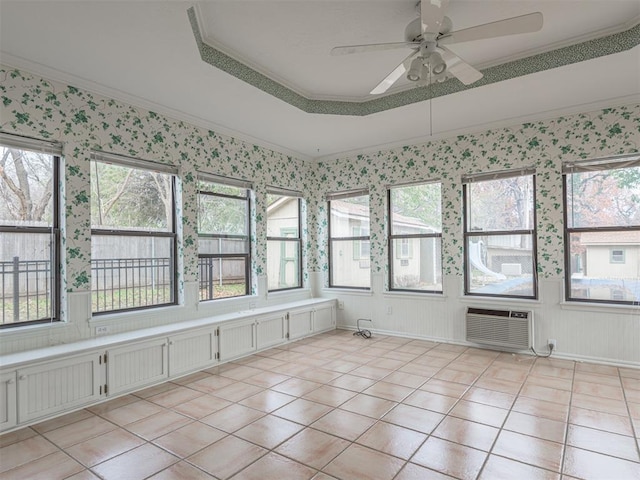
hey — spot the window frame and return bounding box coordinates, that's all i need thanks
[463,170,538,300]
[267,194,302,292]
[327,190,370,290]
[387,182,443,294]
[563,154,640,306]
[610,249,625,264]
[0,137,61,328]
[197,176,252,301]
[90,153,178,314]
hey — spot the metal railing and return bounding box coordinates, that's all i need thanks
[1,257,52,325]
[2,255,249,321]
[198,255,247,300]
[92,257,173,313]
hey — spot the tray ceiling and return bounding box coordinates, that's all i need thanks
[0,1,638,159]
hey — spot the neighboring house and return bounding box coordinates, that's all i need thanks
[391,210,442,289]
[266,196,300,289]
[572,230,640,301]
[485,235,535,276]
[578,230,640,278]
[330,200,440,288]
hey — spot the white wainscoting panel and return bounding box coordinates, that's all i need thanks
[17,353,101,423]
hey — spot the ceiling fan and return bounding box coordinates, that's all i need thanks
[330,0,543,95]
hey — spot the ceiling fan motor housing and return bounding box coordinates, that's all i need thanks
[404,18,423,42]
[405,15,452,42]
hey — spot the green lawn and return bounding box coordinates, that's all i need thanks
[2,282,248,323]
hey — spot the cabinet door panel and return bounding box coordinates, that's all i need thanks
[0,371,17,432]
[314,305,335,333]
[219,318,256,361]
[107,339,168,396]
[288,309,313,340]
[17,353,102,424]
[169,328,218,377]
[256,314,286,350]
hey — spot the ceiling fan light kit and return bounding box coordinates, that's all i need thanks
[331,0,545,95]
[407,57,423,82]
[429,51,447,75]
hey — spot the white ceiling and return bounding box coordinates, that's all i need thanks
[1,1,639,160]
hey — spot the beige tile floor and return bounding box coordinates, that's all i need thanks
[1,330,639,480]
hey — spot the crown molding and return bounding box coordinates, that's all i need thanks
[190,5,640,116]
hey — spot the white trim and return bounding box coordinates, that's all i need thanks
[563,152,640,173]
[0,132,63,155]
[267,186,303,198]
[335,326,640,368]
[462,167,535,184]
[458,295,542,308]
[559,300,640,316]
[321,288,373,296]
[382,291,447,301]
[197,171,253,190]
[387,178,442,189]
[91,150,178,175]
[326,189,369,201]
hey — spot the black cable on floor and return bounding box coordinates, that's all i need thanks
[353,318,372,339]
[530,343,554,358]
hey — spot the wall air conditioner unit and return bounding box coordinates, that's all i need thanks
[465,307,533,350]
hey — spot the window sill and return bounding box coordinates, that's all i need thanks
[0,320,67,338]
[459,295,542,309]
[322,287,373,296]
[383,291,447,301]
[89,304,184,325]
[560,301,640,316]
[198,294,260,311]
[268,288,310,298]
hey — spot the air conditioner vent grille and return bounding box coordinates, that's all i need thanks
[465,307,533,350]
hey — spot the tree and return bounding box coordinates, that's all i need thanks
[567,167,640,228]
[390,183,441,231]
[0,147,53,224]
[198,181,248,235]
[91,162,173,231]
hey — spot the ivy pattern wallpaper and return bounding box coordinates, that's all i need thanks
[308,105,639,286]
[0,67,310,303]
[1,65,638,306]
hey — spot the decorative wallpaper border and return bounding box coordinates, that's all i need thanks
[188,7,640,116]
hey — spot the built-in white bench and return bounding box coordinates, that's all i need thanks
[0,298,336,433]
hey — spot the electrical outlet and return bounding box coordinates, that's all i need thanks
[386,306,393,315]
[548,338,557,350]
[96,326,109,335]
[337,300,345,310]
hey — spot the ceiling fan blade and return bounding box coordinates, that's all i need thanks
[440,46,483,85]
[421,0,450,39]
[331,42,418,56]
[439,12,543,45]
[370,51,418,95]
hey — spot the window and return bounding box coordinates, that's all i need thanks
[463,170,537,299]
[0,135,60,327]
[352,226,370,261]
[564,155,640,304]
[610,249,625,264]
[388,182,442,292]
[91,152,177,313]
[328,190,370,288]
[198,174,251,301]
[267,188,302,291]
